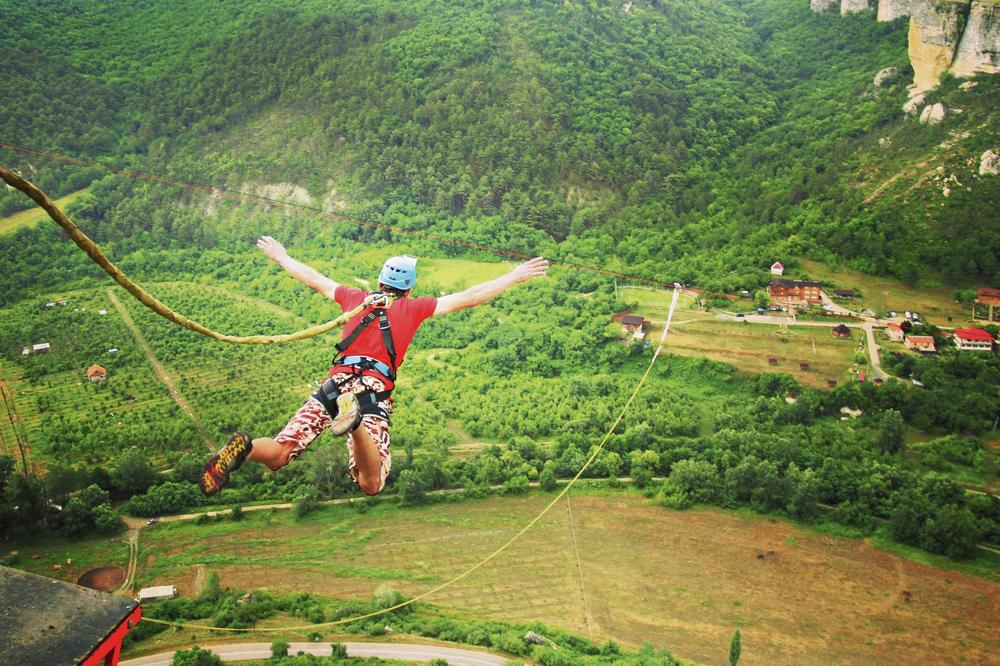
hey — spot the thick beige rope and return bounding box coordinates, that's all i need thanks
[0,166,378,343]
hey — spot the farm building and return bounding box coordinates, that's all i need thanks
[769,279,822,306]
[30,342,50,354]
[973,288,1000,322]
[886,323,904,342]
[832,324,852,338]
[953,327,995,351]
[137,585,177,602]
[770,261,785,276]
[86,364,108,382]
[834,289,856,299]
[621,314,646,341]
[905,336,936,353]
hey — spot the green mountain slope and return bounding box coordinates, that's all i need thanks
[0,0,997,295]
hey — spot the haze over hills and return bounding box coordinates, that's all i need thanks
[1,0,997,300]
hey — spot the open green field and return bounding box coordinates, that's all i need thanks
[66,491,995,665]
[0,189,89,235]
[797,258,974,326]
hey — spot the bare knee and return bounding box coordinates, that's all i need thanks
[358,476,383,496]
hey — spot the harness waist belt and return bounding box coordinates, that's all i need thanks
[336,355,394,380]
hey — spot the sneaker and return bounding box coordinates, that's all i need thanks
[200,431,253,496]
[330,391,362,436]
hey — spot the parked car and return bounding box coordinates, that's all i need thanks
[146,518,160,525]
[735,312,745,318]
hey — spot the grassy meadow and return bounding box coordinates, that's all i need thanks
[0,188,89,235]
[26,489,993,665]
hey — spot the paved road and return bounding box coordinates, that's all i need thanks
[121,641,512,666]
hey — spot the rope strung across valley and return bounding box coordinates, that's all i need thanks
[0,143,682,289]
[141,287,681,634]
[0,166,381,344]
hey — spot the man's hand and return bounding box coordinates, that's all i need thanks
[257,236,289,264]
[510,256,549,284]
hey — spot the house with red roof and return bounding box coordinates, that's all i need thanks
[973,288,1000,322]
[886,322,904,342]
[770,261,785,276]
[953,327,995,352]
[769,279,821,306]
[905,336,936,353]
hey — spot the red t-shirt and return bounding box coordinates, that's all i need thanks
[332,286,437,386]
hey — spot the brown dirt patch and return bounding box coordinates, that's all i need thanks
[77,565,125,592]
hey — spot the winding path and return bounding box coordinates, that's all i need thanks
[121,641,511,666]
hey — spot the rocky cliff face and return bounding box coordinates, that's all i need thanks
[877,0,913,22]
[810,0,1000,92]
[909,1,969,91]
[841,0,872,13]
[952,1,1000,77]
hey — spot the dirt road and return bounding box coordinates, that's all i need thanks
[107,289,215,451]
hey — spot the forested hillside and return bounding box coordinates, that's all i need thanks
[2,0,997,297]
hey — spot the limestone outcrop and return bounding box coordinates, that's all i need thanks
[909,1,968,92]
[918,102,947,124]
[810,1,1000,92]
[981,149,1000,176]
[952,2,1000,78]
[841,0,872,14]
[877,0,912,21]
[811,0,838,10]
[874,66,900,86]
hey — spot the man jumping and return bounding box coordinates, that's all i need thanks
[200,236,548,497]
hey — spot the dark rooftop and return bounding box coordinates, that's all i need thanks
[0,566,138,666]
[622,315,645,326]
[770,279,821,288]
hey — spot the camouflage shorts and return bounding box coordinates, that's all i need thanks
[274,373,393,492]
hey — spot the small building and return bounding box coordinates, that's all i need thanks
[834,289,856,299]
[905,335,936,353]
[827,379,838,388]
[86,364,108,383]
[972,288,1000,322]
[31,342,51,354]
[886,322,904,342]
[954,327,995,351]
[770,261,785,276]
[832,324,852,338]
[137,585,177,602]
[767,356,778,366]
[20,347,29,356]
[799,362,810,371]
[621,314,646,341]
[769,279,822,306]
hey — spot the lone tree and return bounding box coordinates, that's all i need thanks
[877,409,906,455]
[729,629,742,666]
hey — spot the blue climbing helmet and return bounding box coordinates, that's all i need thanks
[378,255,418,291]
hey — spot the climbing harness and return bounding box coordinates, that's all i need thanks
[333,292,399,380]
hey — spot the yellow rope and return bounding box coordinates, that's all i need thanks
[142,288,682,635]
[0,166,376,344]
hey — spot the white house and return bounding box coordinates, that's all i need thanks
[137,585,177,602]
[770,261,785,276]
[886,323,904,342]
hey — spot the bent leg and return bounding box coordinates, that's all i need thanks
[257,396,333,471]
[247,437,292,471]
[348,416,392,496]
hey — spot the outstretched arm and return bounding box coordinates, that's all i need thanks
[434,257,549,316]
[257,236,339,300]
